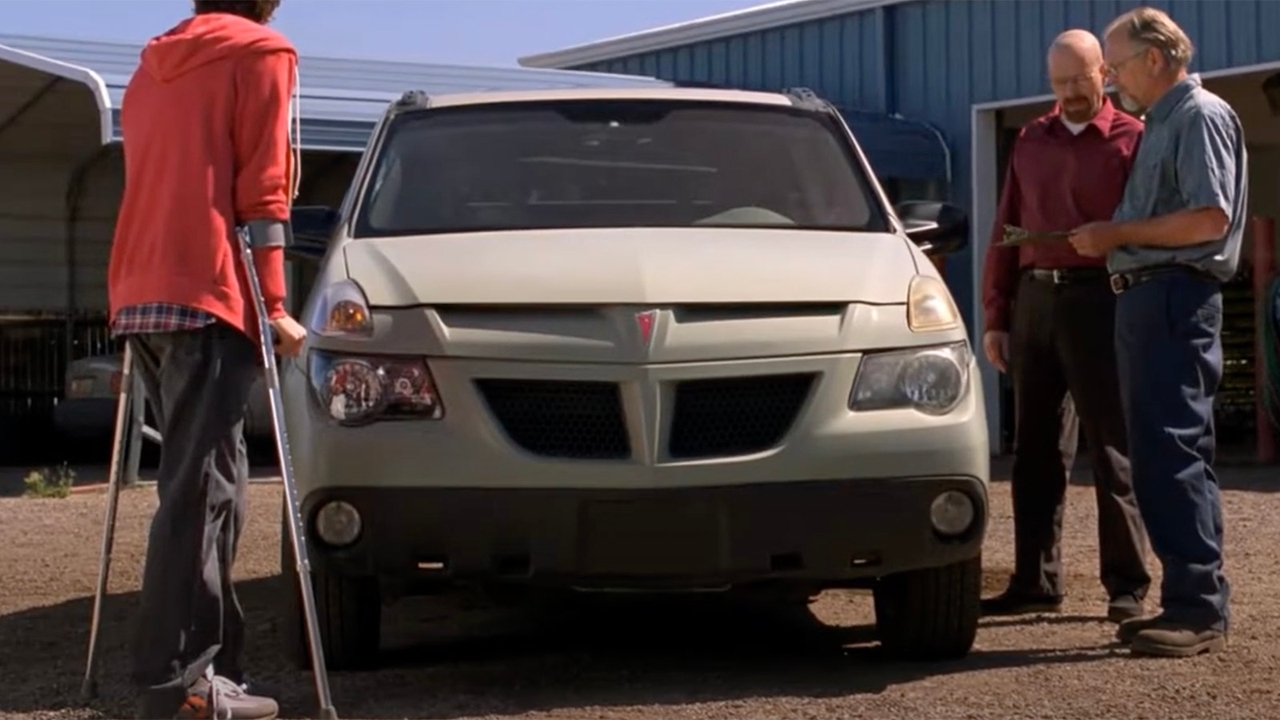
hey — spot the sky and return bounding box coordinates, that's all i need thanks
[4,0,768,67]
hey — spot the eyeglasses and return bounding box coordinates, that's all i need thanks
[1049,72,1097,90]
[1105,47,1149,77]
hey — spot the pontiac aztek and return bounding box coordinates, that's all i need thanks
[277,85,990,670]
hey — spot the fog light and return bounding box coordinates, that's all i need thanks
[314,500,362,547]
[929,490,975,537]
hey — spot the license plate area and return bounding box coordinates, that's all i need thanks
[578,498,725,577]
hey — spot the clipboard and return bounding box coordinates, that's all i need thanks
[999,224,1072,247]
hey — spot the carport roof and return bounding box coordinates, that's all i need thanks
[0,33,671,152]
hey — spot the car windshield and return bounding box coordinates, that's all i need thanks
[353,99,888,237]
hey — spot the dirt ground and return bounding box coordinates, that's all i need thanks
[2,464,1279,720]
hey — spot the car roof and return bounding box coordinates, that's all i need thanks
[412,86,797,111]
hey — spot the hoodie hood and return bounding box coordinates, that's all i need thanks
[139,12,303,202]
[140,12,294,82]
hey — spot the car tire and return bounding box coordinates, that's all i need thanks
[872,555,981,661]
[279,513,382,671]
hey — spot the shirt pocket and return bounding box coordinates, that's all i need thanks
[1125,145,1165,213]
[1132,143,1165,181]
[1152,150,1185,216]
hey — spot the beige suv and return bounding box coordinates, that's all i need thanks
[277,85,989,671]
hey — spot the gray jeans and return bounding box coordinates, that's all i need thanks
[125,323,260,717]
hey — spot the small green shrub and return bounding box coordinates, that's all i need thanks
[23,463,76,499]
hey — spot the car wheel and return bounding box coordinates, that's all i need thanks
[279,512,382,671]
[872,555,980,661]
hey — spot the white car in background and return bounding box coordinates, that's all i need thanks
[55,351,272,442]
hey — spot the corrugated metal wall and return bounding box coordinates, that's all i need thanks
[0,73,113,316]
[68,150,124,315]
[570,0,1280,330]
[580,8,891,114]
[0,152,120,314]
[0,139,124,460]
[555,12,953,182]
[0,158,93,313]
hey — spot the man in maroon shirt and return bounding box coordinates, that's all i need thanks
[980,29,1151,623]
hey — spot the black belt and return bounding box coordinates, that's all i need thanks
[1025,267,1110,285]
[1108,264,1219,295]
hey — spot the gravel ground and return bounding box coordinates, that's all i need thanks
[2,467,1279,720]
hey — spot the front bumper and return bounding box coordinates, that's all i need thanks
[302,475,986,590]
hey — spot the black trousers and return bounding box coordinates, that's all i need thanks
[1008,270,1151,602]
[125,323,261,718]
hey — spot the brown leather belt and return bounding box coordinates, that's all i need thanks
[1026,267,1110,285]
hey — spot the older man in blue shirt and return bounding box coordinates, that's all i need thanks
[1069,5,1246,659]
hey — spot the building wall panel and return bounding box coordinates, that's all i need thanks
[893,0,1280,115]
[579,10,889,115]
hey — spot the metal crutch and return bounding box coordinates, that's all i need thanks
[81,342,139,700]
[79,233,337,718]
[237,225,339,720]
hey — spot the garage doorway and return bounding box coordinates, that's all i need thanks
[970,61,1280,458]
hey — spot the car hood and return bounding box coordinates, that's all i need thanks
[341,227,917,306]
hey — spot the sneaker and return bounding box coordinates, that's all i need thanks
[176,668,278,720]
[980,588,1063,617]
[230,675,279,703]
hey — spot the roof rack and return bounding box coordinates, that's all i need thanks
[780,86,834,113]
[392,90,431,110]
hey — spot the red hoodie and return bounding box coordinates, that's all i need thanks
[108,12,299,341]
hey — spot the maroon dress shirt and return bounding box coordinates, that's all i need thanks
[981,97,1143,333]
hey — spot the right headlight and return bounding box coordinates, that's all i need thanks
[849,341,971,415]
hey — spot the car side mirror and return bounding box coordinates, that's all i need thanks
[895,200,969,256]
[287,206,340,263]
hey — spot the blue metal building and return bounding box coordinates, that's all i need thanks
[522,0,1280,451]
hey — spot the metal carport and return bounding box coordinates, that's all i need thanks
[0,34,669,462]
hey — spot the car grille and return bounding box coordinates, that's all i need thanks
[474,379,631,460]
[667,373,817,460]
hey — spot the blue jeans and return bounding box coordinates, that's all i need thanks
[1114,269,1230,632]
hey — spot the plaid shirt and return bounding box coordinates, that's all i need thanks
[111,303,217,336]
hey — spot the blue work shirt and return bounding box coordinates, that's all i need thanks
[1108,74,1248,282]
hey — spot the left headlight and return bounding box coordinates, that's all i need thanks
[849,341,971,416]
[307,350,445,425]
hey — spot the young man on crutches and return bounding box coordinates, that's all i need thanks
[107,1,307,718]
